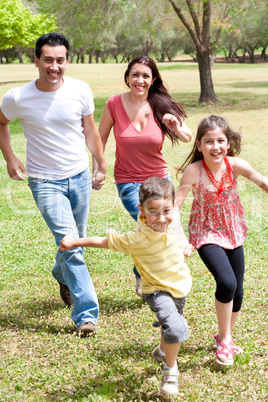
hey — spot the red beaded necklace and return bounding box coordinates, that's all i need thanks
[202,157,234,197]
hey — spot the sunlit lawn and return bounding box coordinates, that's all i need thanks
[0,61,267,401]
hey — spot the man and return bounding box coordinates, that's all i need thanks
[0,32,106,336]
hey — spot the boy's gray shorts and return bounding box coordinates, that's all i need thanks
[143,291,189,344]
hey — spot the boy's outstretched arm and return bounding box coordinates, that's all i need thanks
[59,235,109,251]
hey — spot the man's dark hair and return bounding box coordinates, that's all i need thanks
[139,177,175,208]
[35,32,69,59]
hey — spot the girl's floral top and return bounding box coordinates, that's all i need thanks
[189,159,248,249]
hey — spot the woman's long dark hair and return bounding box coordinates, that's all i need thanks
[124,56,186,145]
[176,115,242,177]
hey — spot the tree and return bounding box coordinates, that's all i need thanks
[0,0,57,52]
[151,28,182,62]
[236,4,268,63]
[217,0,268,64]
[36,0,120,63]
[167,0,266,103]
[167,0,221,104]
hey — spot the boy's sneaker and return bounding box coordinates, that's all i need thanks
[161,366,179,396]
[152,346,166,366]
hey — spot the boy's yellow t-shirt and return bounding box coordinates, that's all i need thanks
[107,211,192,298]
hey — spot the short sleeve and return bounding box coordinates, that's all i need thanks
[1,88,19,121]
[106,228,134,254]
[80,82,95,116]
[106,95,117,121]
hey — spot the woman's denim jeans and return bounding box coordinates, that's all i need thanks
[28,168,99,327]
[116,182,142,277]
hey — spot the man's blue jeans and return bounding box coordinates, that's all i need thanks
[28,168,99,328]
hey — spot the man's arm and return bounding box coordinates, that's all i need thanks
[0,108,26,180]
[82,113,106,190]
[59,235,109,251]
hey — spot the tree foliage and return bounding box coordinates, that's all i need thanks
[166,0,267,103]
[0,0,57,50]
[2,0,267,101]
[35,0,120,61]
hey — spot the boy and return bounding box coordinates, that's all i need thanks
[59,177,192,396]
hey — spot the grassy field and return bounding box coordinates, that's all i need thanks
[0,62,267,401]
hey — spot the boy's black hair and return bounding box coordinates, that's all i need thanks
[139,177,175,207]
[35,32,69,59]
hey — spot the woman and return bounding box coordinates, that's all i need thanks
[96,56,192,296]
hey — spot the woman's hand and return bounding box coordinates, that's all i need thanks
[92,169,106,190]
[162,113,192,143]
[162,113,181,132]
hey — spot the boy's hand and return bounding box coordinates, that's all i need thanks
[59,235,76,251]
[183,243,194,257]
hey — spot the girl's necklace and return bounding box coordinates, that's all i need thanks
[136,101,151,118]
[202,157,234,197]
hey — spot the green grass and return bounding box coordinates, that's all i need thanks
[0,63,268,401]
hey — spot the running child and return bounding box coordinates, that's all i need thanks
[175,114,268,366]
[59,177,193,396]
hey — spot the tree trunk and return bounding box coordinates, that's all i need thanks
[88,48,95,63]
[261,46,267,60]
[229,47,236,63]
[3,50,9,64]
[246,47,255,64]
[16,48,23,63]
[197,50,220,104]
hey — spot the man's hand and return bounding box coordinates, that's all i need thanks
[7,156,27,181]
[92,169,106,190]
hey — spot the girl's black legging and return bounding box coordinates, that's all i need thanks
[198,244,245,312]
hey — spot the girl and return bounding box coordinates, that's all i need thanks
[175,115,268,366]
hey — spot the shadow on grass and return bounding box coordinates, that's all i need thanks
[229,81,268,89]
[38,343,220,400]
[0,298,75,334]
[178,344,235,374]
[173,91,268,111]
[0,292,144,335]
[0,80,32,86]
[44,368,165,402]
[42,342,173,401]
[94,90,268,122]
[98,292,144,314]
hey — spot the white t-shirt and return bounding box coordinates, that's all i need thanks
[1,76,94,179]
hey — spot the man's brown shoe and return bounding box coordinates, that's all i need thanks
[57,281,74,307]
[76,322,96,337]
